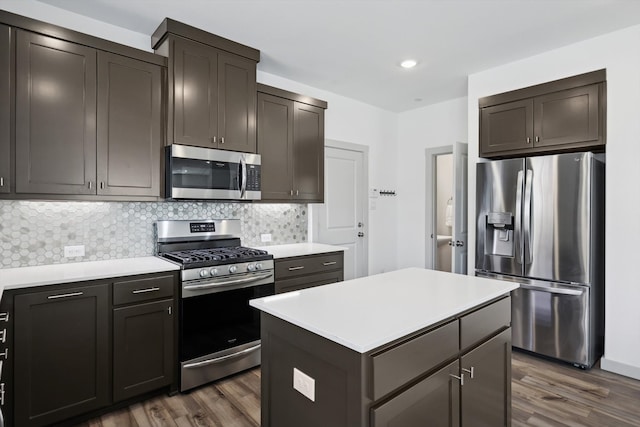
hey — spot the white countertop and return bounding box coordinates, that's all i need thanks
[0,257,180,295]
[250,268,519,353]
[255,243,347,259]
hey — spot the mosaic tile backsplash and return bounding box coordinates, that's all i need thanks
[0,201,308,269]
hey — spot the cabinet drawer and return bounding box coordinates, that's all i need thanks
[113,274,175,306]
[460,296,510,350]
[275,252,343,279]
[371,320,459,400]
[275,270,342,294]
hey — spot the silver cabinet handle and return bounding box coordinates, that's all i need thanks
[184,344,261,369]
[462,366,474,379]
[0,349,8,360]
[87,181,92,189]
[132,287,160,294]
[212,136,217,144]
[535,136,540,143]
[48,291,83,300]
[322,261,337,266]
[288,266,305,271]
[0,177,4,187]
[168,306,172,315]
[220,136,225,144]
[0,313,8,322]
[99,181,105,190]
[450,373,464,386]
[0,382,5,405]
[526,137,531,144]
[296,190,299,196]
[0,330,5,344]
[290,190,293,196]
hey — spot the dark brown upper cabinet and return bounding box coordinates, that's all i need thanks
[97,51,163,197]
[153,19,259,153]
[0,24,10,194]
[15,30,97,195]
[479,69,606,159]
[257,84,327,203]
[1,11,166,200]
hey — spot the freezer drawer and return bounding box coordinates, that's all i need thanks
[512,282,593,367]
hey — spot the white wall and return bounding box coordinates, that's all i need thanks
[396,97,467,269]
[468,25,640,379]
[0,0,150,51]
[257,72,399,275]
[0,1,400,276]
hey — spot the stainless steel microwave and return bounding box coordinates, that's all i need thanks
[166,144,261,201]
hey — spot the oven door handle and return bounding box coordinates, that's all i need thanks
[183,344,261,369]
[183,272,273,291]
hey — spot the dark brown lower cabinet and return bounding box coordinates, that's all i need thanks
[460,329,512,427]
[274,252,344,294]
[275,270,342,294]
[372,360,460,427]
[113,299,174,402]
[14,284,110,427]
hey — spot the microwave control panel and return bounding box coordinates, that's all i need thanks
[246,165,261,191]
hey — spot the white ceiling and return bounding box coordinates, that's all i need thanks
[37,0,640,112]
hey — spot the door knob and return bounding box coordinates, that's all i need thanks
[455,240,464,247]
[357,222,364,228]
[358,232,365,237]
[448,241,453,246]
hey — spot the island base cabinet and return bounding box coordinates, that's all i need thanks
[113,299,174,402]
[460,328,512,427]
[14,284,110,427]
[372,360,460,427]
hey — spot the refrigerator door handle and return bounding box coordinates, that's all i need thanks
[515,170,524,265]
[524,169,533,264]
[519,283,585,296]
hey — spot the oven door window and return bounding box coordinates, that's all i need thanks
[180,283,274,362]
[171,158,240,190]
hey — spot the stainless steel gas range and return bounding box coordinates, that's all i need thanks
[155,219,274,392]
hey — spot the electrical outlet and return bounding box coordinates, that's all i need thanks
[293,368,315,402]
[260,233,272,243]
[64,245,85,258]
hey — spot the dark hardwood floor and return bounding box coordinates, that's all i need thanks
[74,352,640,427]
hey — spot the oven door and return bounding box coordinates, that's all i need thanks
[180,274,274,390]
[167,144,261,200]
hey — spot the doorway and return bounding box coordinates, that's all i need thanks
[312,140,369,280]
[425,142,468,274]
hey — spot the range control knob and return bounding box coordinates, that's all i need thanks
[247,264,256,272]
[228,265,237,274]
[255,263,263,270]
[199,269,209,278]
[209,268,218,276]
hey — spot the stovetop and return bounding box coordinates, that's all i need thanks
[161,246,272,269]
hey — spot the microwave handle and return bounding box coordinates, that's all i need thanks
[240,155,247,199]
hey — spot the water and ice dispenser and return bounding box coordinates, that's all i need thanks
[484,212,514,257]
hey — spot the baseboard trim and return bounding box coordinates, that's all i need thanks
[600,357,640,380]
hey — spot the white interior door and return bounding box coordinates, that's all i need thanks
[314,143,368,280]
[452,142,468,274]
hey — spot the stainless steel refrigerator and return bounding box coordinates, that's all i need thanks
[475,152,604,368]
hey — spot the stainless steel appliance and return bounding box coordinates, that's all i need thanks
[166,144,262,201]
[155,219,274,391]
[475,152,605,368]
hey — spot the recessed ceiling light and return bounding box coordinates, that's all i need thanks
[400,59,417,69]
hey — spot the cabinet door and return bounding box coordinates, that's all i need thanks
[218,53,257,153]
[14,284,109,427]
[0,24,10,194]
[372,360,460,427]
[480,99,533,157]
[292,102,324,202]
[460,328,511,427]
[97,52,163,196]
[15,30,97,194]
[172,37,218,147]
[257,92,294,201]
[533,84,602,149]
[113,299,174,402]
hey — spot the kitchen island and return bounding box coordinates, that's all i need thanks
[250,267,519,427]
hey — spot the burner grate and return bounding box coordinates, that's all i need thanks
[163,246,269,266]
